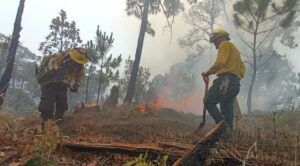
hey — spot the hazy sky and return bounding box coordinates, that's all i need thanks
[0,0,189,76]
[1,0,300,76]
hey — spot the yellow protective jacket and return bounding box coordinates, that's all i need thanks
[206,41,246,79]
[46,54,85,86]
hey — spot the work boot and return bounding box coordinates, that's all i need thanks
[220,122,233,141]
[220,121,230,133]
[41,121,45,132]
[55,118,64,128]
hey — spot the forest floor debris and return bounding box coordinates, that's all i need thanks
[0,106,300,165]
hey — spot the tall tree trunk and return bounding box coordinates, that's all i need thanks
[12,72,16,90]
[124,0,150,103]
[60,18,64,53]
[14,79,24,112]
[0,0,25,106]
[85,62,94,103]
[247,62,256,114]
[247,47,257,114]
[247,23,259,114]
[97,57,104,104]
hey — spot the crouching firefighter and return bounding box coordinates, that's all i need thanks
[201,28,246,130]
[35,48,89,127]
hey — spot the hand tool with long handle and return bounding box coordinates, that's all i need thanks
[195,75,209,132]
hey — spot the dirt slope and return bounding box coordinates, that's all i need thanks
[61,106,212,144]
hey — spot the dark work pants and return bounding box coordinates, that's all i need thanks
[38,82,68,123]
[205,73,240,128]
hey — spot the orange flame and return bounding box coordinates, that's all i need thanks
[136,94,204,114]
[149,88,205,115]
[136,73,207,115]
[137,104,147,112]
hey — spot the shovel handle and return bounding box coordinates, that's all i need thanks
[195,75,210,133]
[201,75,209,126]
[202,75,209,103]
[202,75,209,85]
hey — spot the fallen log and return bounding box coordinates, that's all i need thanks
[157,142,193,151]
[60,142,183,162]
[172,121,224,166]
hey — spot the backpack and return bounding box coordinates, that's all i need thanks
[35,55,66,85]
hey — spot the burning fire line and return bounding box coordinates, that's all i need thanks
[137,95,204,113]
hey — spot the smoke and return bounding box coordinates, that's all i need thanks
[140,12,189,76]
[1,0,299,113]
[149,48,216,115]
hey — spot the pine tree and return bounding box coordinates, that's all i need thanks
[118,56,151,103]
[85,26,122,103]
[39,9,82,55]
[233,0,299,113]
[179,0,221,56]
[124,0,185,103]
[85,40,97,103]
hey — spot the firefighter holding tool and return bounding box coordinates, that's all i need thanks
[201,28,246,131]
[35,48,89,127]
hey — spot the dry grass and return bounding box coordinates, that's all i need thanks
[210,110,300,166]
[62,106,205,144]
[0,107,300,165]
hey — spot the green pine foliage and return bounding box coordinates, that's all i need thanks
[39,9,82,55]
[233,0,298,30]
[85,26,122,103]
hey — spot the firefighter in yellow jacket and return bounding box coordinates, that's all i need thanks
[202,28,246,129]
[36,48,89,126]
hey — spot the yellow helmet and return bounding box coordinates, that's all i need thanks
[209,28,229,43]
[69,47,89,64]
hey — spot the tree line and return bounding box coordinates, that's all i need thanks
[0,0,299,114]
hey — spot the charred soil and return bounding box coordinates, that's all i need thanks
[1,107,300,165]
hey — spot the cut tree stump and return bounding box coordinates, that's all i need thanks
[102,85,119,110]
[172,121,224,166]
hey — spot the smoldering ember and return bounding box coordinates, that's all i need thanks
[0,0,300,165]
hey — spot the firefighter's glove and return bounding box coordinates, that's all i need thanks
[69,84,79,93]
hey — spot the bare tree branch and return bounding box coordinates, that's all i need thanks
[190,23,210,36]
[257,52,276,69]
[259,13,279,23]
[257,26,280,49]
[257,26,280,34]
[159,0,177,43]
[239,23,255,34]
[239,13,255,31]
[235,31,253,50]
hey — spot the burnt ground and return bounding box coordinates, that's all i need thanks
[1,106,299,165]
[61,106,213,144]
[0,105,216,165]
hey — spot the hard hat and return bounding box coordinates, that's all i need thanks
[69,47,89,64]
[209,28,229,43]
